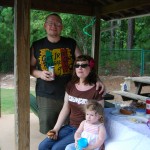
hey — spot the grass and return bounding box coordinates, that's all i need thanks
[0,88,35,114]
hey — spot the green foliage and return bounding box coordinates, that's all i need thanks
[99,49,144,76]
[30,11,92,53]
[0,49,14,72]
[0,88,35,114]
[60,13,92,53]
[0,8,150,75]
[1,88,15,114]
[30,10,50,43]
[0,7,14,49]
[0,7,14,73]
[134,16,150,49]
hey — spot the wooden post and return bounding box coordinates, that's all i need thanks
[14,0,30,149]
[0,85,1,118]
[92,9,101,74]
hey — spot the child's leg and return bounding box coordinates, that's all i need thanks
[65,143,76,150]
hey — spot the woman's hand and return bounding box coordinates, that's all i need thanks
[47,129,58,140]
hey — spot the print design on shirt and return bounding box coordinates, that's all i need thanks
[68,95,88,104]
[39,48,73,76]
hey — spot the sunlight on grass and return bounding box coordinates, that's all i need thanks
[0,88,35,114]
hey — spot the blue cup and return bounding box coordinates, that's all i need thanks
[77,138,88,150]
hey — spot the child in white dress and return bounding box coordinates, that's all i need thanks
[65,101,106,150]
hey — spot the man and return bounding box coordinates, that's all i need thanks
[30,13,104,134]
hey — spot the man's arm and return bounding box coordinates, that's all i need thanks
[30,47,40,78]
[96,77,105,95]
[30,47,52,81]
[75,45,82,57]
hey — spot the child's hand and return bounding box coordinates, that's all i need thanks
[75,138,80,148]
[75,140,78,148]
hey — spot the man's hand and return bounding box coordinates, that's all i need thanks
[96,81,105,95]
[40,70,54,81]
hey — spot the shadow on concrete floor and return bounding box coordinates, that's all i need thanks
[0,113,46,150]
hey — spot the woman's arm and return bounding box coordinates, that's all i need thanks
[47,92,70,139]
[75,45,82,57]
[54,92,70,130]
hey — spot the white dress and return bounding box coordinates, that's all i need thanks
[81,120,104,150]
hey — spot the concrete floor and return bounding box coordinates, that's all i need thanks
[0,113,46,150]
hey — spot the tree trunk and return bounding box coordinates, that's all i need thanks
[110,21,115,50]
[119,20,124,49]
[127,18,135,49]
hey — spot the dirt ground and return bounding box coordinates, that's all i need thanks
[0,74,126,91]
[0,74,36,90]
[1,74,149,106]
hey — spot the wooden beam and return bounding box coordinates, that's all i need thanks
[0,85,1,117]
[1,0,150,17]
[31,0,94,16]
[92,8,101,74]
[99,0,150,16]
[0,0,14,7]
[14,0,30,149]
[0,0,94,16]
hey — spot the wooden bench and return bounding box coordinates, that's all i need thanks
[104,93,115,108]
[113,90,149,101]
[30,94,38,116]
[104,101,115,108]
[103,93,114,100]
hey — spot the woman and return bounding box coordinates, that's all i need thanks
[39,55,104,150]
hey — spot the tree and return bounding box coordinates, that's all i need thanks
[110,21,115,50]
[0,7,14,72]
[127,18,135,49]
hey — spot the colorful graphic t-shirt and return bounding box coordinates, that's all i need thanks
[66,82,103,128]
[31,36,76,99]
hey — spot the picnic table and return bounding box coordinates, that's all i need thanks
[113,76,150,102]
[105,108,150,150]
[131,76,150,95]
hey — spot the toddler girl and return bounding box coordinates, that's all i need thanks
[65,100,106,150]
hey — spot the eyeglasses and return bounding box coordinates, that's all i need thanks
[74,64,89,68]
[45,21,62,27]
